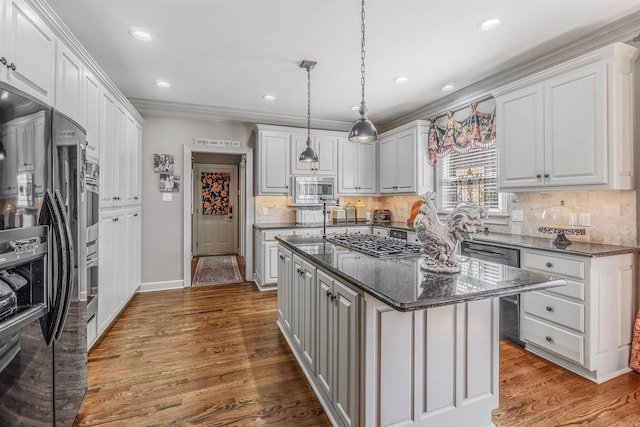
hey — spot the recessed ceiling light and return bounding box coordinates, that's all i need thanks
[154,79,171,88]
[478,18,501,31]
[129,27,153,41]
[441,83,455,92]
[262,94,276,101]
[394,76,408,84]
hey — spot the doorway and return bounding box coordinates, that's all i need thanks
[182,144,254,289]
[192,163,238,255]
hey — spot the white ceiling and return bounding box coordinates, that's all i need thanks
[47,0,640,130]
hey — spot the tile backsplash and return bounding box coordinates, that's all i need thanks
[255,190,637,247]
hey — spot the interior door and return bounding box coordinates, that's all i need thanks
[193,164,238,256]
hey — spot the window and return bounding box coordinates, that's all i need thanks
[436,145,507,215]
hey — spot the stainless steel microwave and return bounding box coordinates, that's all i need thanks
[291,176,335,206]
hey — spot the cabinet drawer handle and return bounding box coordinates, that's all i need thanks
[545,262,553,268]
[545,336,553,342]
[7,63,16,72]
[546,306,553,312]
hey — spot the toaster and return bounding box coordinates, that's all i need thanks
[373,209,391,223]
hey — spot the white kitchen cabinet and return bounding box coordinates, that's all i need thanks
[99,89,116,207]
[495,42,637,192]
[316,269,359,427]
[292,254,318,374]
[114,103,128,206]
[291,133,338,176]
[254,228,295,290]
[125,114,141,205]
[79,70,101,160]
[277,246,293,333]
[338,139,376,195]
[256,128,290,194]
[55,41,83,124]
[1,123,17,195]
[520,249,636,383]
[378,120,433,195]
[0,0,56,105]
[125,208,141,299]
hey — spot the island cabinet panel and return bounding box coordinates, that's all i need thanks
[364,294,498,427]
[276,246,292,333]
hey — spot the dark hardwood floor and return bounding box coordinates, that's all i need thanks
[75,276,640,426]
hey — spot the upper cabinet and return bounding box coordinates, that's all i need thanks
[291,133,337,176]
[255,125,343,195]
[79,70,101,160]
[0,0,56,105]
[378,120,433,195]
[494,42,638,192]
[338,138,376,195]
[55,41,83,124]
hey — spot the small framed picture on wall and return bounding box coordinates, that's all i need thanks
[154,154,174,173]
[159,174,180,192]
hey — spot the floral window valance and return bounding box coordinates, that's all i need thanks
[428,101,497,166]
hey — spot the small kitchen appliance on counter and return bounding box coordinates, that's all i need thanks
[344,203,356,224]
[373,209,391,223]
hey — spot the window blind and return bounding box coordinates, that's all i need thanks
[438,146,501,212]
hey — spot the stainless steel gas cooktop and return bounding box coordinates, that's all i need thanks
[326,234,422,258]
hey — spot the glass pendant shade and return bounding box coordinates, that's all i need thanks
[299,139,319,163]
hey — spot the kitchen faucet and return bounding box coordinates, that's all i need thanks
[319,196,340,240]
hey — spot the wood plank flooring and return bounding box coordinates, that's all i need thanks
[75,279,640,426]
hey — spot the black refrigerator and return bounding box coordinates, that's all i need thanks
[0,82,87,426]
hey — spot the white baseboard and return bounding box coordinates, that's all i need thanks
[139,280,184,292]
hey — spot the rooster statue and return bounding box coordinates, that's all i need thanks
[414,192,488,273]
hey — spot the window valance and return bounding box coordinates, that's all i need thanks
[428,101,496,166]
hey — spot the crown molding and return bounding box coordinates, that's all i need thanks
[129,98,352,131]
[380,10,640,130]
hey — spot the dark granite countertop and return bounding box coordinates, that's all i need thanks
[276,235,566,311]
[254,222,372,230]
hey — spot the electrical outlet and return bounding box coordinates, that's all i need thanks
[579,213,591,227]
[262,207,269,216]
[511,210,524,222]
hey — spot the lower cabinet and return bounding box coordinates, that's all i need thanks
[277,246,360,427]
[520,249,636,383]
[255,229,295,290]
[97,207,141,337]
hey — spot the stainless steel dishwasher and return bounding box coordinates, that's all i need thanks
[460,240,524,347]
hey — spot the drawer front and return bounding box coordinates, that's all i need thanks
[523,251,585,279]
[263,229,295,241]
[523,315,584,365]
[523,291,584,332]
[328,227,348,235]
[294,228,322,236]
[544,279,584,301]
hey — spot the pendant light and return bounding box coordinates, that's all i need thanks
[348,0,378,143]
[299,60,319,163]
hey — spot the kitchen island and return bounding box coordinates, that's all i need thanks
[275,235,566,427]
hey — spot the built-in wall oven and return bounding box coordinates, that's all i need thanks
[84,159,99,321]
[460,240,524,347]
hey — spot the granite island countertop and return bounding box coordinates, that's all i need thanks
[276,235,566,311]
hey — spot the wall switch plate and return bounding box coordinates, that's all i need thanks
[579,213,591,227]
[511,210,524,222]
[262,207,269,215]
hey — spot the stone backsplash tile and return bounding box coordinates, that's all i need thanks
[255,190,637,247]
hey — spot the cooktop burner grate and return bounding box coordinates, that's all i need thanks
[326,234,422,258]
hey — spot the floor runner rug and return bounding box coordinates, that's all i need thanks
[193,256,243,286]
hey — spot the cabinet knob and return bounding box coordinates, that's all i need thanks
[544,173,550,178]
[546,306,553,312]
[545,336,553,342]
[536,174,542,179]
[326,290,332,298]
[330,294,336,301]
[545,262,553,268]
[7,63,16,72]
[0,57,6,65]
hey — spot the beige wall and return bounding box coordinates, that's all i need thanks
[140,115,254,286]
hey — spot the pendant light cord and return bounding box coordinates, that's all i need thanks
[360,0,366,103]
